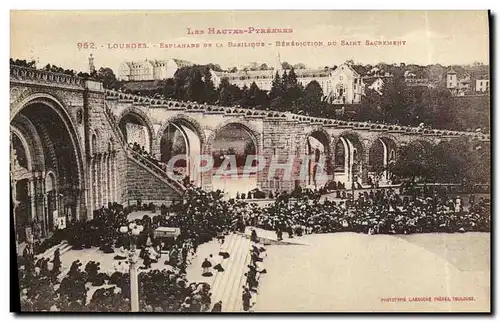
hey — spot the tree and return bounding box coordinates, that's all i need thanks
[269,71,283,99]
[293,63,306,69]
[186,67,205,103]
[281,61,292,70]
[260,63,269,70]
[345,59,355,66]
[97,67,120,89]
[206,63,223,72]
[10,58,36,68]
[229,67,238,73]
[357,88,383,122]
[432,88,456,129]
[217,78,232,106]
[380,75,410,124]
[243,82,269,109]
[391,143,433,182]
[202,67,217,104]
[299,81,324,115]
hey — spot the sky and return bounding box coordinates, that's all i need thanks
[10,10,490,73]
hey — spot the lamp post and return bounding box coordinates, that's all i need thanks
[119,223,144,312]
[220,155,229,196]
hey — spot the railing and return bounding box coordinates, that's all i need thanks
[103,89,489,140]
[103,103,126,145]
[127,149,186,193]
[10,65,85,88]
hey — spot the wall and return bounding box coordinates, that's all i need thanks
[126,157,182,205]
[85,81,128,217]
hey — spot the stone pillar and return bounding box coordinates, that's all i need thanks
[88,156,94,215]
[43,192,49,236]
[11,178,18,239]
[347,139,353,186]
[113,152,118,203]
[93,157,98,210]
[292,127,308,190]
[361,143,370,185]
[29,178,36,224]
[201,143,213,192]
[381,139,389,184]
[129,250,140,312]
[109,152,113,203]
[103,153,108,207]
[33,174,45,236]
[97,154,103,208]
[259,119,301,194]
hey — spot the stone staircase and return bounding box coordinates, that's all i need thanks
[127,149,186,194]
[209,233,252,312]
[35,241,72,261]
[102,102,187,198]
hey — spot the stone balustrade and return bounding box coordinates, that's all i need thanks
[103,89,489,141]
[10,65,85,88]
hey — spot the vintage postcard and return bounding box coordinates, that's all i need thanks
[10,10,491,313]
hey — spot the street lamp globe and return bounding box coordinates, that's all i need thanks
[131,225,143,236]
[119,226,128,234]
[129,222,136,230]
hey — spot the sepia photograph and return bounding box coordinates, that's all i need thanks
[9,10,491,313]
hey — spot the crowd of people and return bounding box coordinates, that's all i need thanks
[18,181,490,312]
[251,188,490,237]
[18,201,215,312]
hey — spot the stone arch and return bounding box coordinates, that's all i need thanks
[116,105,155,153]
[304,127,334,187]
[11,93,85,190]
[202,118,263,192]
[204,118,263,156]
[368,134,399,185]
[11,92,87,235]
[332,131,366,155]
[331,131,367,188]
[10,126,34,172]
[153,114,207,159]
[45,171,57,192]
[90,128,101,155]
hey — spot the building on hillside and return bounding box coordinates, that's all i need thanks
[118,58,193,81]
[475,76,490,93]
[211,68,334,94]
[404,70,431,88]
[446,68,458,89]
[211,69,276,91]
[212,61,364,104]
[295,68,333,94]
[324,63,364,104]
[446,68,472,96]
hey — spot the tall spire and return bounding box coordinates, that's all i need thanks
[88,53,95,74]
[275,52,282,71]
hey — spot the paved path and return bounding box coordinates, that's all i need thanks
[254,232,490,312]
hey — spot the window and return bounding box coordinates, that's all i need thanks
[339,76,343,81]
[449,75,452,80]
[269,179,280,190]
[449,82,452,87]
